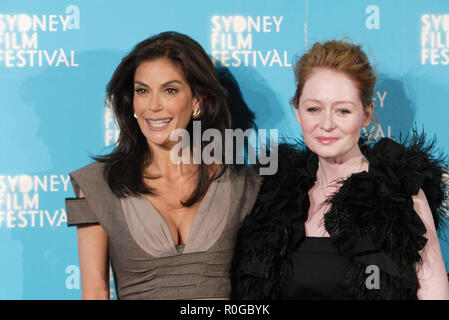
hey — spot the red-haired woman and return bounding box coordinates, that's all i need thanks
[232,40,449,300]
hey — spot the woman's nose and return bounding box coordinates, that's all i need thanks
[319,110,336,131]
[147,94,163,112]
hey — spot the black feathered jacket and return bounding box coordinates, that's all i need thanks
[231,136,448,300]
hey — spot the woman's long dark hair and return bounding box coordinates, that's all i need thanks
[95,31,231,206]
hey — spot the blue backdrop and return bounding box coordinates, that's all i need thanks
[0,0,448,299]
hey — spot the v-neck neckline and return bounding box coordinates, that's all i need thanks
[119,168,234,257]
[303,156,370,237]
[140,176,220,253]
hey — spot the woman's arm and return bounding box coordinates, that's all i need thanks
[413,188,449,300]
[76,190,110,300]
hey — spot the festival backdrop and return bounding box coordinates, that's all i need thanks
[0,0,448,299]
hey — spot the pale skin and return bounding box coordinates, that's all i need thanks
[296,68,449,299]
[76,58,207,299]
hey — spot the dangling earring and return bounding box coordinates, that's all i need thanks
[192,109,201,119]
[133,113,137,119]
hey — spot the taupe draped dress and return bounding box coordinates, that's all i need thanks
[65,162,261,300]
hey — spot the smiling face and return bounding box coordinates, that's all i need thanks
[296,68,373,162]
[133,58,199,149]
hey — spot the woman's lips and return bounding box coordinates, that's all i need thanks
[316,136,339,145]
[145,118,172,131]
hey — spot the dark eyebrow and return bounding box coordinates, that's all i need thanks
[134,80,148,87]
[162,80,183,86]
[133,80,184,87]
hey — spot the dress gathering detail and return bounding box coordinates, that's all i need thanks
[278,237,353,300]
[65,163,261,299]
[231,135,448,300]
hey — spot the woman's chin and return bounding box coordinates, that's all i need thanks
[308,144,338,159]
[146,136,179,150]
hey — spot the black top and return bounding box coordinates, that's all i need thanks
[278,237,353,300]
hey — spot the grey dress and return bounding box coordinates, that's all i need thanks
[65,162,261,300]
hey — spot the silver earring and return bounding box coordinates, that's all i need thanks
[133,113,137,119]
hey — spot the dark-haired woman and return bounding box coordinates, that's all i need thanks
[65,32,261,300]
[231,40,449,300]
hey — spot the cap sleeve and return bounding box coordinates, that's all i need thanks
[65,167,100,227]
[65,197,98,226]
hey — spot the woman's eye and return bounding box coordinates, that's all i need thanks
[306,106,319,112]
[337,109,351,114]
[135,88,147,94]
[165,87,178,94]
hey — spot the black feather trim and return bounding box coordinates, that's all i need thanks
[231,132,448,300]
[231,141,315,299]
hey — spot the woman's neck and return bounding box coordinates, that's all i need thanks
[317,147,368,185]
[146,142,198,179]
